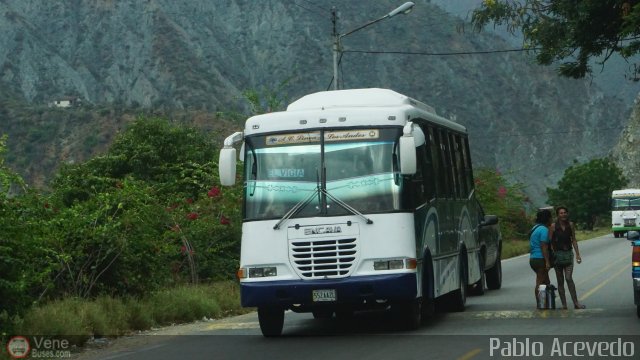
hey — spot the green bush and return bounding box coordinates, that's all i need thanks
[18,298,91,344]
[10,282,244,348]
[1,118,244,335]
[124,298,155,331]
[90,297,129,337]
[474,168,531,241]
[148,285,222,325]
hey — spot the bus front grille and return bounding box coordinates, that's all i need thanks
[290,238,357,278]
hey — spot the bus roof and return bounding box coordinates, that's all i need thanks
[612,189,640,198]
[244,88,466,136]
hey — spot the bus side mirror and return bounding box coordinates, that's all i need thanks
[627,231,640,241]
[219,147,237,186]
[481,214,499,227]
[399,135,417,175]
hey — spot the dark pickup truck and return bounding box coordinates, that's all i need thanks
[477,200,502,291]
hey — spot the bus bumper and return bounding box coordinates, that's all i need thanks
[613,226,640,232]
[240,273,417,308]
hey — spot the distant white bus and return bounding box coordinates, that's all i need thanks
[612,189,640,238]
[219,88,501,336]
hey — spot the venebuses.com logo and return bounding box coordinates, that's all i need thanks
[6,336,30,359]
[5,336,71,359]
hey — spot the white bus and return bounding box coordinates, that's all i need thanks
[611,189,640,238]
[219,88,502,336]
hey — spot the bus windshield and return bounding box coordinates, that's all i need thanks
[612,197,640,210]
[244,128,403,221]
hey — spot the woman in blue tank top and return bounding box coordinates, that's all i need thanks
[529,208,553,306]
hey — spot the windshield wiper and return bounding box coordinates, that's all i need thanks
[272,188,319,230]
[321,188,373,225]
[273,168,373,230]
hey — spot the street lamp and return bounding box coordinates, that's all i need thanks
[331,2,415,90]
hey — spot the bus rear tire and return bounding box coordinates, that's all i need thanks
[449,261,467,312]
[258,306,284,337]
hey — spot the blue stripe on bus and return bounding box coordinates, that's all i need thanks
[240,273,417,307]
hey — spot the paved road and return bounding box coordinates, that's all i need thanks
[77,234,640,360]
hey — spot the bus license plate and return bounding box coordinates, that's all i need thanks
[312,289,336,302]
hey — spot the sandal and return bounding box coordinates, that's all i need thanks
[574,304,586,309]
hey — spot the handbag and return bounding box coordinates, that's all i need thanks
[554,249,573,266]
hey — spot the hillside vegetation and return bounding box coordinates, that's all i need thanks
[0,118,243,334]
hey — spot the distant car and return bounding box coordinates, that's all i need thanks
[627,231,640,318]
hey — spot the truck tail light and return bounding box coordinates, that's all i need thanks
[633,246,640,267]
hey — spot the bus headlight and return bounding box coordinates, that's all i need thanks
[374,259,415,270]
[248,267,278,278]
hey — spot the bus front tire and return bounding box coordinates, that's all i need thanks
[394,298,422,330]
[312,308,334,319]
[421,297,435,318]
[258,306,284,337]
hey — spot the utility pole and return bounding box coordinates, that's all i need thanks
[329,2,415,91]
[332,7,340,90]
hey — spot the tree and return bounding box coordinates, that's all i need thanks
[547,158,627,229]
[243,77,293,115]
[48,116,243,294]
[52,116,219,203]
[471,0,640,78]
[474,168,532,240]
[0,136,54,324]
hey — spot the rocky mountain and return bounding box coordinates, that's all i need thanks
[0,0,633,203]
[612,95,640,186]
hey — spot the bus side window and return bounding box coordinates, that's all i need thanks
[453,134,466,198]
[441,130,455,199]
[432,128,448,199]
[462,137,474,195]
[412,143,428,207]
[420,125,436,202]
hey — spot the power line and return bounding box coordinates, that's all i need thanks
[343,47,541,56]
[298,0,332,14]
[292,1,331,19]
[471,126,624,140]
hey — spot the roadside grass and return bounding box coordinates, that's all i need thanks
[575,227,611,241]
[502,227,610,259]
[6,281,248,349]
